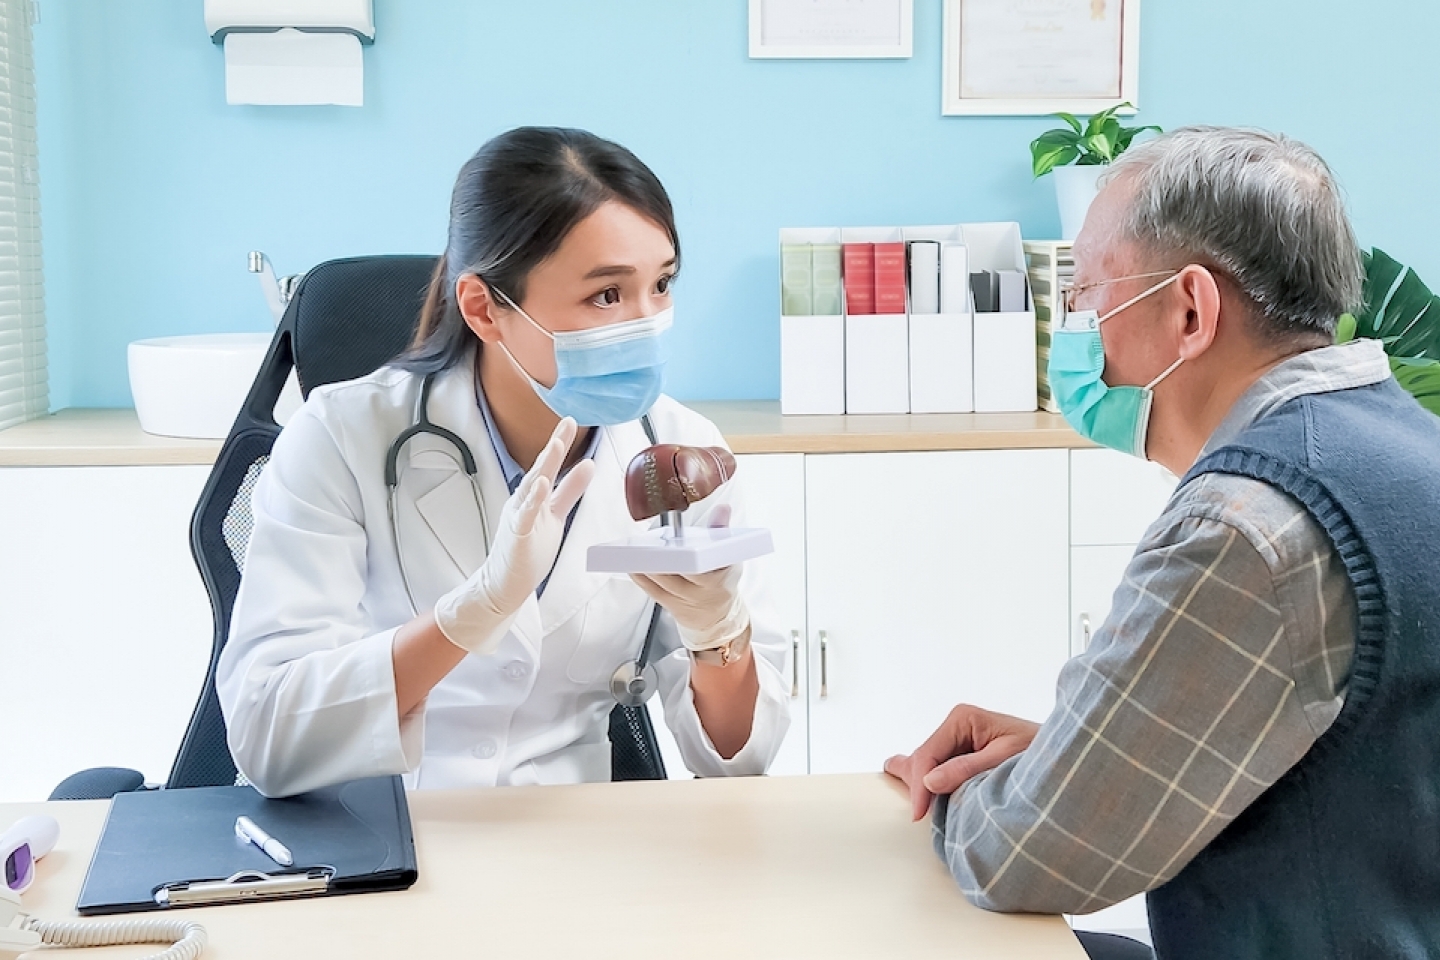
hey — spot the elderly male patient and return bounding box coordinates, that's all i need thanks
[887,126,1440,960]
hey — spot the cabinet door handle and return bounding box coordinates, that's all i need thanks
[819,630,829,699]
[789,630,801,698]
[1079,613,1092,652]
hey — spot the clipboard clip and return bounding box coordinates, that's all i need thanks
[154,867,334,907]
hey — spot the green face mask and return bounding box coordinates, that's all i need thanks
[1047,273,1183,459]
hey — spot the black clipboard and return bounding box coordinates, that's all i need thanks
[76,775,417,915]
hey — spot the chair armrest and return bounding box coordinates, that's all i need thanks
[48,767,147,801]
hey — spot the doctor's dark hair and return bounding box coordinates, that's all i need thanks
[400,126,680,374]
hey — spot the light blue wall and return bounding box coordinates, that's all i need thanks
[35,0,1440,409]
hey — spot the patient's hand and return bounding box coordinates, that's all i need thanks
[884,705,1040,821]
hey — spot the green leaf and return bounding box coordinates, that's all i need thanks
[1335,313,1357,343]
[1053,112,1083,134]
[1032,143,1081,177]
[1083,104,1123,137]
[1032,129,1082,149]
[1031,130,1081,176]
[1115,125,1162,155]
[1392,358,1440,418]
[1354,248,1440,361]
[1084,133,1116,162]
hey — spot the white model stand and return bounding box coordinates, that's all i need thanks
[587,523,774,575]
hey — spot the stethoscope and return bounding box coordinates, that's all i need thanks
[384,371,661,708]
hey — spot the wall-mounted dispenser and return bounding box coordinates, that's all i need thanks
[204,0,375,106]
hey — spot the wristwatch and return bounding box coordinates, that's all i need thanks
[690,629,752,667]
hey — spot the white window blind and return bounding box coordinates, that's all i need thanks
[0,0,44,430]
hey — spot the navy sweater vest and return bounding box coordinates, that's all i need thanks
[1148,377,1440,959]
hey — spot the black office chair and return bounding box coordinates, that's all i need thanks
[51,255,666,800]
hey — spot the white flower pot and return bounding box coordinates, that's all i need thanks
[1052,164,1107,241]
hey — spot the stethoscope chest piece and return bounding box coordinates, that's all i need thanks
[609,660,659,708]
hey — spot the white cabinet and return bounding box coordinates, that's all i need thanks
[649,454,810,778]
[651,449,1072,779]
[803,450,1069,774]
[1066,449,1177,942]
[738,454,810,777]
[1068,448,1177,656]
[1069,545,1137,657]
[1070,448,1177,546]
[0,465,213,804]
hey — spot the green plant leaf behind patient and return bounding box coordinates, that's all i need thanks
[1392,358,1440,417]
[1341,248,1440,417]
[1335,313,1358,344]
[1353,248,1440,361]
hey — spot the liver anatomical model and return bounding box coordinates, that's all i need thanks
[624,444,737,522]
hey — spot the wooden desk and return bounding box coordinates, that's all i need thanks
[5,774,1083,959]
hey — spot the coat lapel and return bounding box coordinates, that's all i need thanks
[537,419,652,634]
[403,360,544,655]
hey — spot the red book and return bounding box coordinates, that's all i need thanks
[842,243,875,316]
[873,242,906,315]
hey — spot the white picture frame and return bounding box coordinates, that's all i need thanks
[749,0,914,59]
[941,0,1141,116]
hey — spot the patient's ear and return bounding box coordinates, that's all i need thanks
[1177,264,1223,361]
[455,275,505,343]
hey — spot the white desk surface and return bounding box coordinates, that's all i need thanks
[6,773,1084,959]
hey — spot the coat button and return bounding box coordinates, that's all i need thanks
[473,739,498,759]
[503,661,530,681]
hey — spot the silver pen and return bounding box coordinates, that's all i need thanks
[235,815,294,867]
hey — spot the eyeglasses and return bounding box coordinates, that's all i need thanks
[1061,270,1177,314]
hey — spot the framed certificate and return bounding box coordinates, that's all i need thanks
[942,0,1140,115]
[749,0,914,59]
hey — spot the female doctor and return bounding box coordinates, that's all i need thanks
[216,126,790,798]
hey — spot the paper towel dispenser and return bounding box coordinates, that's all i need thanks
[205,0,375,44]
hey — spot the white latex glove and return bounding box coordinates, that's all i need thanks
[630,504,750,652]
[434,417,595,654]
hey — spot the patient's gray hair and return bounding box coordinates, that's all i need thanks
[1104,126,1363,341]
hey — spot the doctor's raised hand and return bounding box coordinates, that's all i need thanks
[434,417,595,654]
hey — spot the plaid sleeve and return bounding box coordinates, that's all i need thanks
[933,475,1338,914]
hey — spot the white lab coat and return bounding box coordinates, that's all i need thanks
[216,356,790,798]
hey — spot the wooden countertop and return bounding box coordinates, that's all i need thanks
[0,403,1087,467]
[0,408,224,466]
[690,401,1087,454]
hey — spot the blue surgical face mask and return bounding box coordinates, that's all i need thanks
[493,292,672,427]
[1048,273,1183,459]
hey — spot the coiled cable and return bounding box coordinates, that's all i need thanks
[24,915,207,960]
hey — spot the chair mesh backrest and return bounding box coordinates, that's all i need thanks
[609,704,666,781]
[170,255,665,787]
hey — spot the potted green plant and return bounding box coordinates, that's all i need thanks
[1029,103,1160,241]
[1337,248,1440,417]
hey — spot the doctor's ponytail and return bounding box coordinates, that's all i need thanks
[398,127,680,376]
[410,252,456,347]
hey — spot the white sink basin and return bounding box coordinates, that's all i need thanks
[128,333,302,439]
